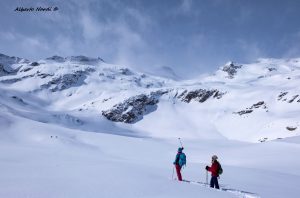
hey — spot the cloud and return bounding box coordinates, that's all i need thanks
[114,23,147,66]
[75,3,156,69]
[79,10,103,40]
[125,7,153,31]
[2,0,299,78]
[282,31,300,58]
[180,0,193,13]
[235,39,265,62]
[174,0,201,17]
[0,32,16,40]
[53,36,75,56]
[0,31,51,59]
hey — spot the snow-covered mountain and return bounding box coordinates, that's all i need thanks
[1,53,299,142]
[1,53,300,198]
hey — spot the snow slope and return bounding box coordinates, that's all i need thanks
[1,53,300,197]
[1,110,300,198]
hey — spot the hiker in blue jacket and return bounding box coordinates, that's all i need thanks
[173,147,186,181]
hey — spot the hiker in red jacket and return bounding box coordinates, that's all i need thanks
[205,155,220,189]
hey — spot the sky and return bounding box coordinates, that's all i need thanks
[1,0,300,78]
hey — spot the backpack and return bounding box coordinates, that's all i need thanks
[179,153,186,167]
[217,161,223,175]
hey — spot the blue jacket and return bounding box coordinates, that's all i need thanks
[173,152,186,167]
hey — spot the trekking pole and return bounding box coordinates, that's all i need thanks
[178,138,183,147]
[172,166,175,180]
[206,170,208,186]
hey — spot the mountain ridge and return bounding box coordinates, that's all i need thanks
[0,53,299,142]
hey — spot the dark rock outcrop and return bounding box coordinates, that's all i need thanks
[102,91,168,123]
[0,74,35,84]
[11,96,27,105]
[259,137,268,143]
[222,62,242,79]
[0,53,29,75]
[252,101,266,109]
[36,72,54,79]
[0,63,21,76]
[118,68,133,75]
[234,101,267,115]
[267,67,277,72]
[30,62,40,66]
[278,92,288,100]
[0,64,8,76]
[288,95,299,103]
[46,55,65,62]
[235,109,254,115]
[40,68,95,92]
[286,126,297,131]
[66,56,104,63]
[278,92,300,103]
[178,89,225,103]
[46,55,105,63]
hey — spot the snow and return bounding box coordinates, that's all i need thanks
[1,54,300,197]
[1,113,300,198]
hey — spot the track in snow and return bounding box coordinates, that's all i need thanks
[181,180,260,198]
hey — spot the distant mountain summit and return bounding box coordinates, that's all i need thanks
[0,53,29,75]
[0,53,29,65]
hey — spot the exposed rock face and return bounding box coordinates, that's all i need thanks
[178,89,225,103]
[278,92,288,100]
[36,72,54,79]
[46,55,65,62]
[222,62,242,78]
[235,109,254,115]
[0,53,29,75]
[286,126,297,131]
[252,101,266,109]
[0,64,8,76]
[278,92,300,103]
[267,67,277,72]
[288,95,299,103]
[118,68,133,75]
[0,74,34,84]
[234,101,267,115]
[102,91,168,123]
[102,89,224,124]
[40,68,95,92]
[30,62,40,66]
[0,63,20,76]
[259,137,268,143]
[67,56,93,62]
[11,96,27,105]
[0,53,28,65]
[45,55,104,64]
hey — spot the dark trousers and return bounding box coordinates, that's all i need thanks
[210,176,219,189]
[175,164,182,181]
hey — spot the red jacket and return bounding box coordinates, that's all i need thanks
[207,160,219,177]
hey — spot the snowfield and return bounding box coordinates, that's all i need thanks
[1,53,300,197]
